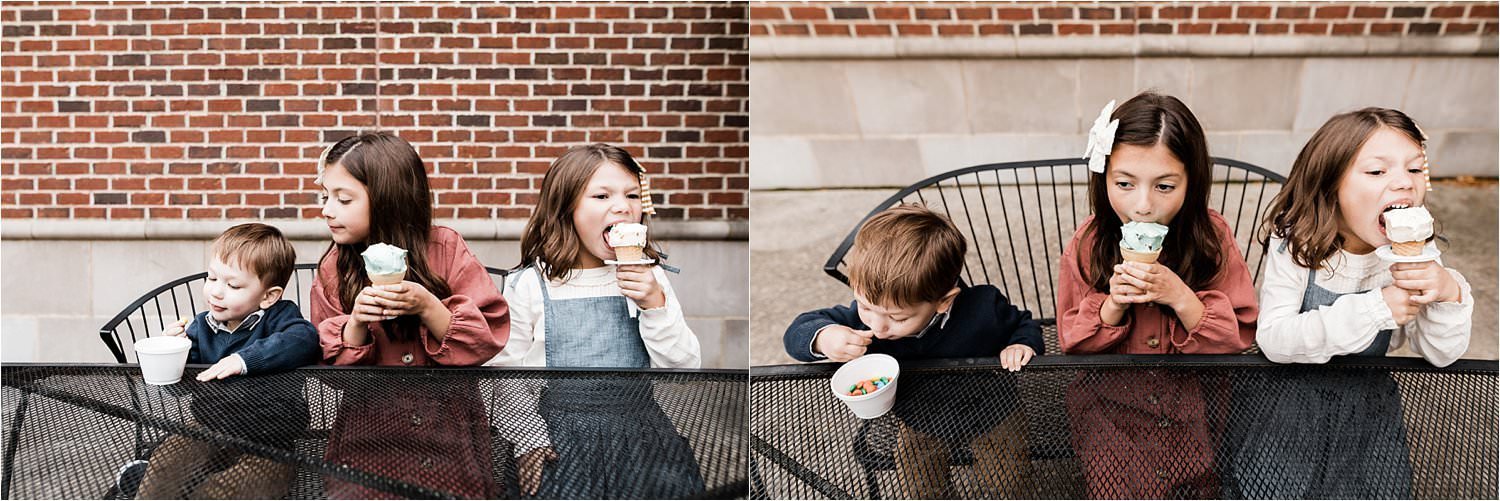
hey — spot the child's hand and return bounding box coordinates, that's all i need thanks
[1113,262,1193,310]
[516,446,557,496]
[351,287,393,324]
[358,282,439,321]
[1389,261,1462,306]
[163,317,192,337]
[1381,285,1418,326]
[814,325,874,362]
[196,354,245,381]
[998,344,1035,372]
[1107,269,1148,305]
[616,264,665,309]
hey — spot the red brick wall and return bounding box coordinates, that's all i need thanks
[752,1,1496,37]
[1,2,748,221]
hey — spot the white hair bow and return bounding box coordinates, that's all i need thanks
[314,142,334,185]
[1083,100,1119,174]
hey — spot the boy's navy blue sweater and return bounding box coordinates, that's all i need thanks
[783,284,1044,443]
[783,284,1044,362]
[187,299,320,374]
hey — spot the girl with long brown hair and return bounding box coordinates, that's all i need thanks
[1221,108,1472,498]
[485,143,703,498]
[1056,91,1259,498]
[308,132,510,498]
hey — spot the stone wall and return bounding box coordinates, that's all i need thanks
[752,54,1497,187]
[750,2,1498,188]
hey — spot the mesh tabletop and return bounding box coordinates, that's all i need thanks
[2,364,747,500]
[750,355,1498,500]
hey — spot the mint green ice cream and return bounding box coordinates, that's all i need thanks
[1120,221,1169,252]
[361,243,408,275]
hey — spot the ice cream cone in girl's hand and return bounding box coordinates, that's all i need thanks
[1120,221,1168,263]
[1381,206,1433,257]
[362,243,409,285]
[608,223,647,262]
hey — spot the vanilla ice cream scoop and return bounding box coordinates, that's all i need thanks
[361,243,408,277]
[1382,206,1433,243]
[1120,221,1169,253]
[607,223,648,248]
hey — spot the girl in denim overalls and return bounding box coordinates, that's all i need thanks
[487,143,704,498]
[1223,108,1473,498]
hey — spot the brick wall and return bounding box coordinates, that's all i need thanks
[752,1,1497,37]
[0,2,749,221]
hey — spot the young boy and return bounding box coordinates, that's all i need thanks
[783,204,1044,498]
[128,223,320,499]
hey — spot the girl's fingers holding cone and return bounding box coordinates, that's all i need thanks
[1117,272,1152,290]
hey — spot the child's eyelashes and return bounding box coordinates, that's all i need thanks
[1114,181,1134,190]
[1155,184,1176,192]
[318,192,353,205]
[589,192,642,201]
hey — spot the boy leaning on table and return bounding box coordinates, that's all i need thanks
[782,204,1045,499]
[120,223,320,499]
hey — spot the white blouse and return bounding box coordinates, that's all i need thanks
[1256,238,1472,367]
[486,264,701,369]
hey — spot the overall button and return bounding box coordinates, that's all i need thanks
[1146,394,1159,405]
[421,458,434,469]
[401,353,414,365]
[410,414,423,426]
[1146,338,1160,348]
[1158,419,1171,429]
[1156,469,1168,479]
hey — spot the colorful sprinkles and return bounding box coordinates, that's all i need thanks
[846,377,891,396]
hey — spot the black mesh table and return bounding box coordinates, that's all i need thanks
[750,355,1498,500]
[2,364,747,499]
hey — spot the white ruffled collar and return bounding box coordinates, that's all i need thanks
[547,264,616,288]
[1322,247,1387,281]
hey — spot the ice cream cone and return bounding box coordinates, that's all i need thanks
[1391,240,1424,257]
[362,243,409,286]
[369,270,406,286]
[607,223,648,262]
[1120,246,1160,264]
[613,245,645,262]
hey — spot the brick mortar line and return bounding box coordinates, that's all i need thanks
[0,219,750,240]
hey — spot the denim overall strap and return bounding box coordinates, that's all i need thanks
[528,266,705,499]
[1299,268,1393,356]
[533,268,651,368]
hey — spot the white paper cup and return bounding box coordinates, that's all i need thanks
[135,336,192,385]
[831,353,901,419]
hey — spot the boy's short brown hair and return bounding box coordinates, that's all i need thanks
[847,204,967,307]
[211,223,296,289]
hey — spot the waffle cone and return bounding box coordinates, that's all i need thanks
[613,245,645,262]
[369,270,406,286]
[1120,246,1161,264]
[1391,240,1424,256]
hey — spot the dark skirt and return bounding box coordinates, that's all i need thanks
[532,379,706,499]
[1220,370,1412,499]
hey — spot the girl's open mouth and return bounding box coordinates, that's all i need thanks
[1377,201,1413,237]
